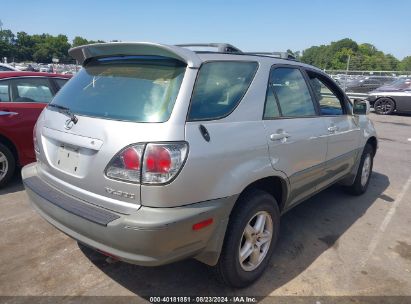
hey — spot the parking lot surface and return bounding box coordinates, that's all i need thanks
[0,113,410,302]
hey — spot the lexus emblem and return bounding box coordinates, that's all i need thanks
[64,118,75,130]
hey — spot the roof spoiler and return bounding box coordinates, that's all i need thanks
[68,42,202,68]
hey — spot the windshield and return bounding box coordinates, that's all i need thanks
[50,56,186,122]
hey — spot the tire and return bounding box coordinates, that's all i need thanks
[345,144,374,196]
[212,189,280,288]
[0,143,16,188]
[374,97,395,115]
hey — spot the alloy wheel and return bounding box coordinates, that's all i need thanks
[375,99,393,114]
[0,151,9,181]
[361,154,371,187]
[238,211,273,271]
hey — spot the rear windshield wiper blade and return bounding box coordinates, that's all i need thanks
[48,104,78,124]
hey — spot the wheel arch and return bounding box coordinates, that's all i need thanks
[0,134,19,165]
[235,175,289,213]
[195,174,289,266]
[366,136,378,156]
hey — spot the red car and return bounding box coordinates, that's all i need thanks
[0,72,71,187]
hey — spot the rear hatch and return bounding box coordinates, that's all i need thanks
[36,54,188,214]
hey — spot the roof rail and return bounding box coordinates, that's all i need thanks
[244,51,296,60]
[176,43,243,54]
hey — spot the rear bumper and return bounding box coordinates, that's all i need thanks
[22,163,236,266]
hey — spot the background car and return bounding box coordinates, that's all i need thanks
[39,65,53,73]
[0,72,71,187]
[345,76,396,93]
[0,63,19,72]
[367,78,411,115]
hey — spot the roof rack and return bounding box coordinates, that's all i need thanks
[175,44,297,61]
[243,52,296,60]
[176,43,243,54]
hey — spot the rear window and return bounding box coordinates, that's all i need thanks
[50,56,186,122]
[188,61,258,121]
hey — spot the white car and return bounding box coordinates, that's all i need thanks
[0,63,18,72]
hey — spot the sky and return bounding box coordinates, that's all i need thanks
[1,0,410,59]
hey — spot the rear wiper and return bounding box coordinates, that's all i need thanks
[48,104,78,124]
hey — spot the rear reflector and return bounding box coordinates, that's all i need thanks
[192,218,213,230]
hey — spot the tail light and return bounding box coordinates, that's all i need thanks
[33,122,39,153]
[105,142,188,184]
[106,145,144,183]
[142,143,188,184]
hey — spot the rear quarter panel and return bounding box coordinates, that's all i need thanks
[141,61,289,207]
[141,120,288,207]
[0,102,46,165]
[393,93,411,112]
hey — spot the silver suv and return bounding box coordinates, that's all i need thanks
[22,42,377,288]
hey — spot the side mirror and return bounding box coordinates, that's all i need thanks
[353,99,370,115]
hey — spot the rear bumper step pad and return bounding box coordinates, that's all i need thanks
[23,176,120,226]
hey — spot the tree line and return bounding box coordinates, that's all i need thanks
[291,38,411,71]
[0,28,105,63]
[1,27,410,71]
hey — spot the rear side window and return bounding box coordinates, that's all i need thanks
[188,61,258,121]
[13,78,54,103]
[264,86,281,119]
[269,67,316,117]
[0,80,10,102]
[50,57,186,122]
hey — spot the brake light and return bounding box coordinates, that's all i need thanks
[105,145,144,183]
[123,147,140,170]
[142,143,188,184]
[105,142,188,184]
[145,146,171,173]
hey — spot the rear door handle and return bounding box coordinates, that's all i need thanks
[270,132,290,141]
[327,126,338,133]
[0,111,18,116]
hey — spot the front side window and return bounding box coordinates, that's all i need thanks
[188,61,258,121]
[308,73,344,115]
[0,80,10,102]
[13,78,54,103]
[269,67,316,117]
[50,56,186,122]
